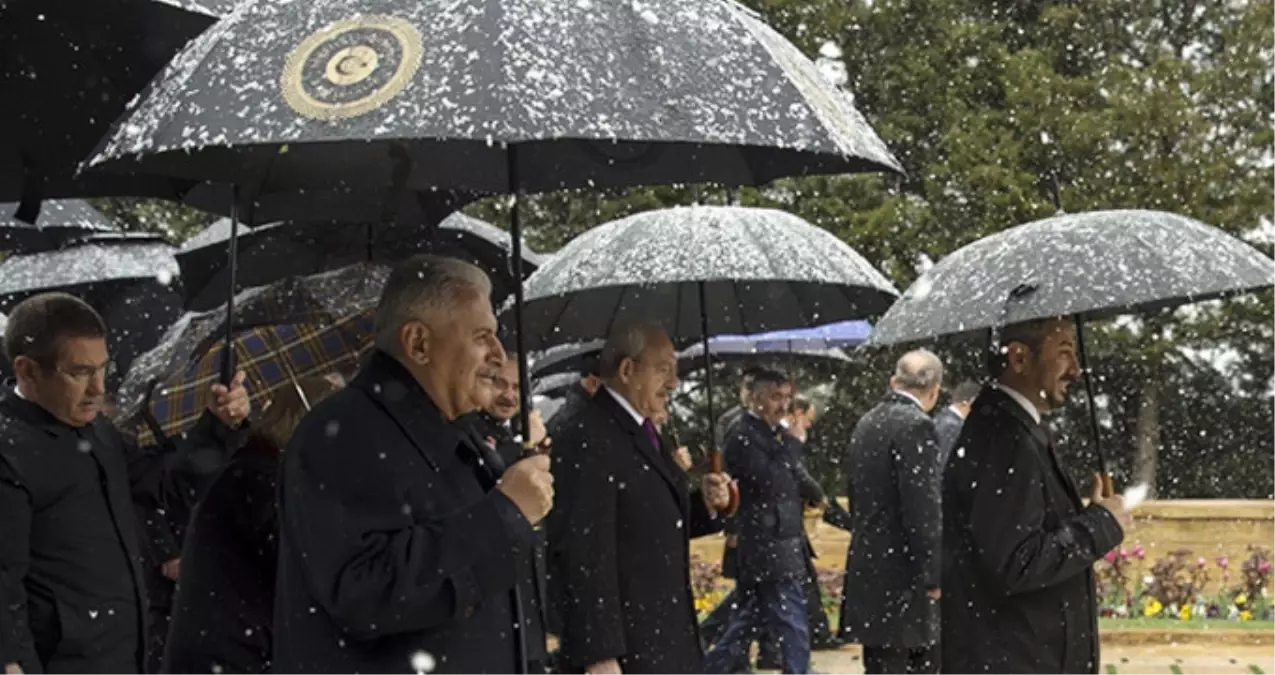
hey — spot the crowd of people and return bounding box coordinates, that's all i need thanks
[0,254,1132,675]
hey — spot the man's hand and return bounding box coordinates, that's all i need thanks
[586,659,622,674]
[926,588,941,600]
[5,663,23,674]
[701,472,734,512]
[208,370,251,427]
[1091,472,1132,529]
[528,409,548,447]
[672,446,693,471]
[161,558,181,581]
[498,455,554,526]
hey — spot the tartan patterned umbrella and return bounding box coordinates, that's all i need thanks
[116,263,387,444]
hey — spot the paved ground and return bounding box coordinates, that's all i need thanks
[801,643,1275,674]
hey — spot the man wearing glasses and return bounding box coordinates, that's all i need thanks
[0,292,250,674]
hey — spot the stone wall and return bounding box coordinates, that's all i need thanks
[689,499,1274,592]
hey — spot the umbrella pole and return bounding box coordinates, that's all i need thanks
[1074,316,1113,496]
[219,186,242,385]
[505,145,531,675]
[699,282,715,440]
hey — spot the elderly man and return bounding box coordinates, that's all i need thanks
[0,292,249,675]
[840,350,945,674]
[942,319,1129,674]
[549,323,733,674]
[274,256,555,674]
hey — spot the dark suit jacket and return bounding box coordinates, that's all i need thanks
[545,382,592,441]
[940,387,1124,674]
[723,414,809,585]
[273,352,540,674]
[548,389,722,674]
[840,391,942,649]
[0,391,238,674]
[933,406,965,469]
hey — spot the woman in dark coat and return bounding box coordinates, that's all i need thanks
[163,375,342,674]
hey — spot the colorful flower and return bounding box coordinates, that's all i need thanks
[1235,593,1248,607]
[1104,550,1118,564]
[1179,604,1191,621]
[1131,545,1146,560]
[1217,555,1230,569]
[1143,598,1163,617]
[1240,610,1253,622]
[1197,557,1207,568]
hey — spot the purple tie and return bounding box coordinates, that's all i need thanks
[642,419,660,451]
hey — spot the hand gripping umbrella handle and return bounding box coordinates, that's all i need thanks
[708,448,740,516]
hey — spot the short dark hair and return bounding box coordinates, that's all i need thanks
[4,292,108,368]
[791,395,813,413]
[949,380,981,404]
[988,317,1066,377]
[746,368,788,394]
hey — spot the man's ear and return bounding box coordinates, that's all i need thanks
[12,355,38,384]
[1007,342,1030,374]
[399,321,432,366]
[617,357,635,384]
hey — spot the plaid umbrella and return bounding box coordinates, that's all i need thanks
[117,263,387,444]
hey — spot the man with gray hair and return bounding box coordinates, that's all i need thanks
[274,255,554,673]
[548,322,734,674]
[839,349,945,674]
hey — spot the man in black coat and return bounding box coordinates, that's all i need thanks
[704,370,810,674]
[840,350,945,674]
[273,256,554,674]
[932,379,979,470]
[941,318,1129,674]
[548,323,733,675]
[544,361,599,441]
[0,292,250,675]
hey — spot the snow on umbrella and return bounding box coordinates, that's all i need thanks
[528,340,606,378]
[865,209,1274,486]
[750,319,873,351]
[514,205,898,351]
[86,0,902,195]
[0,0,229,216]
[176,211,546,311]
[116,263,387,445]
[0,232,180,307]
[676,337,851,373]
[1,199,118,254]
[866,210,1274,347]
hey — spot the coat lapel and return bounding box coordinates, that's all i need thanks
[986,388,1084,508]
[597,390,685,509]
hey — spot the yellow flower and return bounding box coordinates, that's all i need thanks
[1240,610,1253,621]
[1179,604,1191,621]
[1235,593,1248,607]
[1144,598,1163,617]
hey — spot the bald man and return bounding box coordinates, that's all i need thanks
[839,350,944,674]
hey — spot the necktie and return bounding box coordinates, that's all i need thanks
[642,418,660,452]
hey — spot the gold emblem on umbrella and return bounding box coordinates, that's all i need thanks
[281,16,422,121]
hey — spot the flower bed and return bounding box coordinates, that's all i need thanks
[1097,545,1273,623]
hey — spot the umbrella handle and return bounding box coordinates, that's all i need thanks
[708,448,740,516]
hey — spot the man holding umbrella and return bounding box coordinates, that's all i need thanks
[941,318,1130,673]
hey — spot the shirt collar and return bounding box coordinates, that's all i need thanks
[994,383,1042,425]
[605,387,646,427]
[947,405,966,420]
[13,385,25,400]
[893,389,924,409]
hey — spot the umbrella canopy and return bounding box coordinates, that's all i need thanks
[86,0,902,199]
[176,211,546,310]
[0,232,180,309]
[528,340,606,378]
[867,210,1275,347]
[747,319,872,351]
[515,205,898,351]
[0,0,229,211]
[532,372,582,398]
[117,263,387,444]
[1,199,118,254]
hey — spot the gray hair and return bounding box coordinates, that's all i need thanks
[893,349,943,392]
[373,255,492,355]
[599,323,662,378]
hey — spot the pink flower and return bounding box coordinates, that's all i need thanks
[1198,557,1207,568]
[1217,556,1230,569]
[1119,548,1130,561]
[1132,546,1146,560]
[1258,560,1272,574]
[1104,550,1118,564]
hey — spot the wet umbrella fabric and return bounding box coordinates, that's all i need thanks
[0,199,118,254]
[87,0,902,195]
[176,212,546,310]
[116,263,387,445]
[0,233,180,307]
[514,205,899,351]
[749,319,873,351]
[0,0,229,212]
[866,210,1275,347]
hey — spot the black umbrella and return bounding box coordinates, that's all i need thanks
[1,199,117,254]
[85,0,903,447]
[177,212,546,310]
[514,205,899,351]
[866,209,1275,484]
[0,0,231,219]
[528,340,605,378]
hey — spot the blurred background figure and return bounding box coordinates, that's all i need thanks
[164,374,343,674]
[933,380,980,470]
